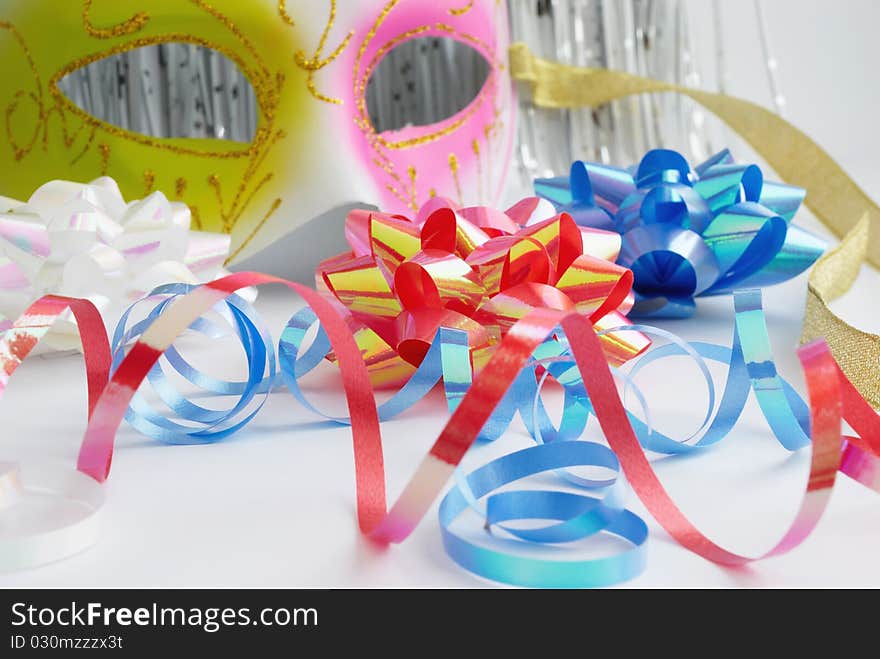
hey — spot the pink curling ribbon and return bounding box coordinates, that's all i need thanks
[0,295,110,410]
[315,198,650,386]
[42,270,871,562]
[0,255,877,576]
[0,294,109,570]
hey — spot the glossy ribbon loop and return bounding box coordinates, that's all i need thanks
[440,442,648,589]
[535,149,825,317]
[0,295,109,570]
[111,283,275,444]
[2,275,878,585]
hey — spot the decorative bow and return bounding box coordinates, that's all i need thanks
[316,197,649,387]
[535,149,826,317]
[0,177,234,350]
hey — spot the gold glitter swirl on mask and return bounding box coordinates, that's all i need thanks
[448,1,475,16]
[190,206,203,230]
[190,0,270,80]
[279,0,353,105]
[225,197,283,264]
[354,0,400,86]
[350,2,409,208]
[407,165,418,209]
[207,127,288,234]
[143,169,155,194]
[278,0,295,26]
[208,174,224,209]
[352,24,429,135]
[97,142,110,174]
[1,20,44,160]
[70,126,97,165]
[448,153,462,205]
[373,154,416,210]
[82,0,149,39]
[509,41,880,406]
[472,138,483,202]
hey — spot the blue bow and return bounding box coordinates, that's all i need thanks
[535,149,825,317]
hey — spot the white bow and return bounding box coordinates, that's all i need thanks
[0,177,236,351]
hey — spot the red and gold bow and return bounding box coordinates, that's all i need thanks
[316,197,649,387]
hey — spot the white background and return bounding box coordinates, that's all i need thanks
[2,0,879,588]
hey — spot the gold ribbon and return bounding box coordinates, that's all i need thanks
[509,42,880,407]
[803,215,879,406]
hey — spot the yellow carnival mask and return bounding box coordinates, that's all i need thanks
[0,0,514,263]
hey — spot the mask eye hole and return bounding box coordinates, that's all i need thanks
[366,36,490,134]
[56,43,258,143]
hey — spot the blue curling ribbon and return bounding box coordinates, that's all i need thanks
[440,442,648,589]
[277,309,519,441]
[534,148,826,318]
[111,284,277,444]
[116,284,826,588]
[438,289,821,587]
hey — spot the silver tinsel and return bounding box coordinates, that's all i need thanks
[364,36,490,133]
[510,0,787,184]
[57,43,259,143]
[510,0,711,181]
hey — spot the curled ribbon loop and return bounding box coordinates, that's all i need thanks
[441,442,648,589]
[63,273,878,586]
[0,295,109,570]
[2,280,879,584]
[111,284,275,444]
[535,149,825,318]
